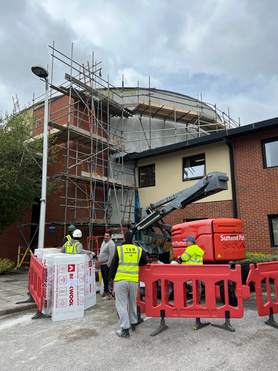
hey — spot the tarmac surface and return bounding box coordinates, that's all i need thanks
[1,268,278,370]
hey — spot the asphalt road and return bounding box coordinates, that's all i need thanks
[0,292,278,371]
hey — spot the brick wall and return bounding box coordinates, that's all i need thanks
[163,200,234,227]
[230,128,278,254]
[0,95,109,263]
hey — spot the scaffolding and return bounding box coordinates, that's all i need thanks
[29,44,240,243]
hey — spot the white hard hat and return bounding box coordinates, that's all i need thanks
[73,229,82,238]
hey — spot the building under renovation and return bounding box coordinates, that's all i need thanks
[1,45,241,263]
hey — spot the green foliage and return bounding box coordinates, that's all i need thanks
[169,246,174,263]
[0,111,60,233]
[0,258,15,274]
[236,251,278,264]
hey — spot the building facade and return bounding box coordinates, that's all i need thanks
[1,47,276,263]
[125,117,278,254]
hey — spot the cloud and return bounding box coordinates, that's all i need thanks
[1,0,278,125]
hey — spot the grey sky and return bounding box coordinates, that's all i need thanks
[1,0,278,125]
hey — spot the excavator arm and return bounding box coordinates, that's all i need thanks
[130,171,229,241]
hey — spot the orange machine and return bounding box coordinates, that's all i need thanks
[172,218,246,263]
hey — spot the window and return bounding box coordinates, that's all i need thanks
[262,138,278,168]
[139,164,155,187]
[183,154,205,181]
[269,215,278,247]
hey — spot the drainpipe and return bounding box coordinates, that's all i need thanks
[223,137,238,218]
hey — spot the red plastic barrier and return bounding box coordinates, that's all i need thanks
[28,254,44,311]
[87,236,102,268]
[246,261,278,317]
[137,264,250,319]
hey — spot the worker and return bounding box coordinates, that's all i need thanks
[109,230,147,338]
[61,229,95,258]
[178,236,204,298]
[98,230,115,300]
[62,224,76,245]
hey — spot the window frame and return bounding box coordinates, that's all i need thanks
[138,164,155,188]
[182,153,206,181]
[262,137,278,169]
[268,215,278,248]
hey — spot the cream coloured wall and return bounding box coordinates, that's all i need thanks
[137,141,232,208]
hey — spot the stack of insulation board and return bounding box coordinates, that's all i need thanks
[34,249,96,322]
[35,248,61,316]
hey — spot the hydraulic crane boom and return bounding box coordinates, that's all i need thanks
[131,171,229,241]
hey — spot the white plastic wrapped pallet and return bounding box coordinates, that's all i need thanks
[84,255,96,310]
[34,248,61,316]
[35,249,97,321]
[52,254,85,322]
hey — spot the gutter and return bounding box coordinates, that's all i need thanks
[223,137,238,218]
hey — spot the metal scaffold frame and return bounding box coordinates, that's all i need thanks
[29,43,240,243]
[30,44,136,243]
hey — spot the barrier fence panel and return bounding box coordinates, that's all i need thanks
[28,254,44,312]
[87,236,102,268]
[246,261,278,328]
[137,264,250,334]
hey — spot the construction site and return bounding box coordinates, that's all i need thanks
[14,44,240,261]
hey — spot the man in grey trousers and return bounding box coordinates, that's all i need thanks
[98,230,115,299]
[109,230,147,338]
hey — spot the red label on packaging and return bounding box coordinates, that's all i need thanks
[69,286,74,306]
[68,264,75,272]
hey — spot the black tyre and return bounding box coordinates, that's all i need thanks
[140,287,145,301]
[218,280,238,307]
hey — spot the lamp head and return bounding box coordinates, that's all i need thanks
[31,65,48,79]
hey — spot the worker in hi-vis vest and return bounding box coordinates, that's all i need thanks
[178,236,204,265]
[61,229,95,258]
[62,224,76,245]
[178,236,204,298]
[109,230,147,339]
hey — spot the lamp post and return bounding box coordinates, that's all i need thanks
[31,66,49,249]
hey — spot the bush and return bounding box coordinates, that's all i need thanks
[236,251,278,264]
[0,258,15,274]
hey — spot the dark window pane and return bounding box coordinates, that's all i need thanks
[270,216,278,246]
[139,164,155,187]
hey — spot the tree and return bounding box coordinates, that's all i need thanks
[0,111,59,233]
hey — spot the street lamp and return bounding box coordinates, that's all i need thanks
[31,65,49,249]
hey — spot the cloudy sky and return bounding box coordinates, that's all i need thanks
[1,0,278,125]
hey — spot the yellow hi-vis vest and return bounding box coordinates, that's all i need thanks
[65,235,72,242]
[114,244,142,282]
[181,244,204,265]
[65,241,78,254]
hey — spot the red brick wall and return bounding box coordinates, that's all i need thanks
[0,95,109,263]
[163,200,234,227]
[230,128,278,254]
[0,211,32,263]
[33,96,108,135]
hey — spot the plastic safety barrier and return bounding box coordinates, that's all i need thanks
[87,236,102,268]
[246,261,278,328]
[28,254,44,312]
[137,264,250,334]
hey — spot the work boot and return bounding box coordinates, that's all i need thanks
[130,324,136,332]
[102,293,112,300]
[116,329,130,338]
